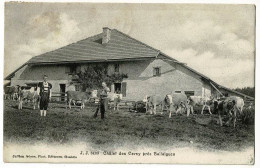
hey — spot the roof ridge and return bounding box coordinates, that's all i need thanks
[112,29,160,53]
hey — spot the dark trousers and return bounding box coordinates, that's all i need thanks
[94,98,108,119]
[40,92,49,110]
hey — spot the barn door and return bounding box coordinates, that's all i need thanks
[122,82,127,97]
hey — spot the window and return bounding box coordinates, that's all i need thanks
[175,91,181,93]
[115,64,119,73]
[184,91,195,98]
[65,64,77,74]
[153,67,161,76]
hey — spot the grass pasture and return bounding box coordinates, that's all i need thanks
[3,99,254,152]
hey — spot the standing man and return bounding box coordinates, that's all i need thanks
[38,75,52,117]
[94,82,110,119]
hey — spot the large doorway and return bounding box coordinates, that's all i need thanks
[60,84,66,101]
[114,83,121,94]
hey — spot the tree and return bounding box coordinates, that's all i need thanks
[73,64,128,91]
[233,87,255,98]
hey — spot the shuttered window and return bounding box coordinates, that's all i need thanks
[122,82,127,97]
[153,67,161,76]
[115,64,119,73]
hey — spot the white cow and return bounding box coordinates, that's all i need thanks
[108,93,123,111]
[162,93,188,118]
[143,95,163,115]
[18,87,40,110]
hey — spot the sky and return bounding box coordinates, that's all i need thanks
[4,3,255,89]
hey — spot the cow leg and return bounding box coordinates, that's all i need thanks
[154,104,157,115]
[226,117,232,127]
[33,99,36,110]
[201,105,205,114]
[117,103,119,111]
[113,101,116,111]
[233,110,237,128]
[69,99,72,109]
[191,106,194,114]
[169,110,172,118]
[187,106,190,116]
[208,106,212,115]
[219,115,223,126]
[82,102,85,109]
[20,100,23,110]
[176,106,181,115]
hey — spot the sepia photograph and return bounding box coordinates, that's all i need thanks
[3,2,256,164]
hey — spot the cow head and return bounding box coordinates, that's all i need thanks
[226,100,236,112]
[143,95,149,103]
[164,94,173,105]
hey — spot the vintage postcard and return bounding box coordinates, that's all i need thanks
[3,2,255,164]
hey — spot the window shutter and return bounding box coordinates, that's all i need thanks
[65,66,70,73]
[153,68,156,76]
[122,82,127,97]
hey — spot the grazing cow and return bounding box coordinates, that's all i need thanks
[66,90,93,109]
[4,86,19,100]
[108,93,123,111]
[143,95,163,115]
[187,96,214,115]
[162,93,188,118]
[18,86,40,110]
[214,96,244,127]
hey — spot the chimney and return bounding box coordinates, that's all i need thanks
[102,27,111,44]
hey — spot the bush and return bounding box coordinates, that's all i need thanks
[240,108,255,125]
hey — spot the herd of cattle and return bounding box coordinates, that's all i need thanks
[4,85,249,128]
[143,93,245,128]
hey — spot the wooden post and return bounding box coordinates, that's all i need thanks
[210,82,224,97]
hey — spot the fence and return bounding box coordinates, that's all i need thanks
[51,92,67,102]
[50,92,135,109]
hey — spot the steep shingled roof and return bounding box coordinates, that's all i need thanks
[27,29,160,64]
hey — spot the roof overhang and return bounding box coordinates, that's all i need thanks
[27,57,156,66]
[4,63,28,80]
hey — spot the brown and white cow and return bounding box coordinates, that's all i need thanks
[187,96,214,115]
[66,90,94,109]
[214,96,244,127]
[162,93,188,118]
[18,86,40,110]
